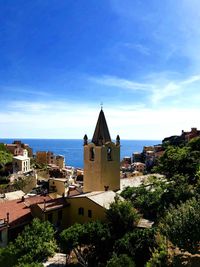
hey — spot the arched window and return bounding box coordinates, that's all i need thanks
[107,147,112,161]
[90,147,95,161]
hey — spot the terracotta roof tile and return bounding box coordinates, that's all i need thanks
[0,195,51,228]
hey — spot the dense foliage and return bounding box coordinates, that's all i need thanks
[159,197,200,253]
[61,221,111,266]
[106,253,135,267]
[0,143,12,177]
[105,196,140,238]
[114,228,157,266]
[121,174,195,220]
[0,144,12,165]
[120,136,200,264]
[61,198,155,267]
[0,219,57,267]
[154,137,200,180]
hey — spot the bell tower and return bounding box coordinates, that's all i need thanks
[83,109,120,192]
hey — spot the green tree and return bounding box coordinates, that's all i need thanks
[121,174,195,222]
[106,253,135,267]
[0,144,12,165]
[187,136,200,151]
[0,151,12,169]
[159,197,200,253]
[146,237,168,267]
[105,196,140,238]
[60,221,111,267]
[121,179,166,220]
[154,138,200,181]
[114,228,157,267]
[154,146,193,178]
[0,218,57,267]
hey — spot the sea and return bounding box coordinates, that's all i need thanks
[0,139,161,168]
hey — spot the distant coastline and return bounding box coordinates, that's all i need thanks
[0,139,161,168]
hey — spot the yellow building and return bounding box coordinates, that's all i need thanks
[49,178,68,197]
[31,191,119,229]
[83,109,120,193]
[31,110,122,229]
[31,198,69,230]
[56,155,65,169]
[67,190,118,226]
[36,152,65,169]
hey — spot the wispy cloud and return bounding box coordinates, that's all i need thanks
[10,101,50,112]
[109,0,200,71]
[90,73,200,105]
[123,43,150,56]
[1,86,51,97]
[89,75,153,91]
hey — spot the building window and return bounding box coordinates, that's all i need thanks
[90,147,95,161]
[107,147,112,161]
[47,213,53,223]
[88,210,92,218]
[58,210,63,220]
[78,207,84,216]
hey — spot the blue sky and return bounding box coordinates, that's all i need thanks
[0,0,200,139]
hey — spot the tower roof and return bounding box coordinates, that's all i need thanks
[92,109,111,146]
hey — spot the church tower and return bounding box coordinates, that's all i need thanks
[83,109,120,193]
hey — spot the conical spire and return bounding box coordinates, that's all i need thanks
[92,110,111,146]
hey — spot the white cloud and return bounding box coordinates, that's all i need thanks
[151,82,180,104]
[90,73,200,105]
[10,102,49,112]
[0,100,200,140]
[89,75,153,91]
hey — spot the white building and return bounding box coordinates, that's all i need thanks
[13,149,31,173]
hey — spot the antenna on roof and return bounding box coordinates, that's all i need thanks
[100,102,103,110]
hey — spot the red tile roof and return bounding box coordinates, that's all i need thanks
[0,195,51,228]
[36,197,69,212]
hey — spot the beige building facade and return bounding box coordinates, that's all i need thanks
[56,155,65,169]
[83,109,120,193]
[36,151,65,169]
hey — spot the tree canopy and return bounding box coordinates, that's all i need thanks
[105,196,140,238]
[106,253,135,267]
[154,137,200,180]
[159,197,200,253]
[0,218,57,267]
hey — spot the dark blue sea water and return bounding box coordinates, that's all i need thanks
[0,139,161,168]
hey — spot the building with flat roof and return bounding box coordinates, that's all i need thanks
[13,149,31,173]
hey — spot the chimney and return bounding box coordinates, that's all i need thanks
[43,199,46,211]
[116,135,120,146]
[6,212,9,223]
[104,186,109,191]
